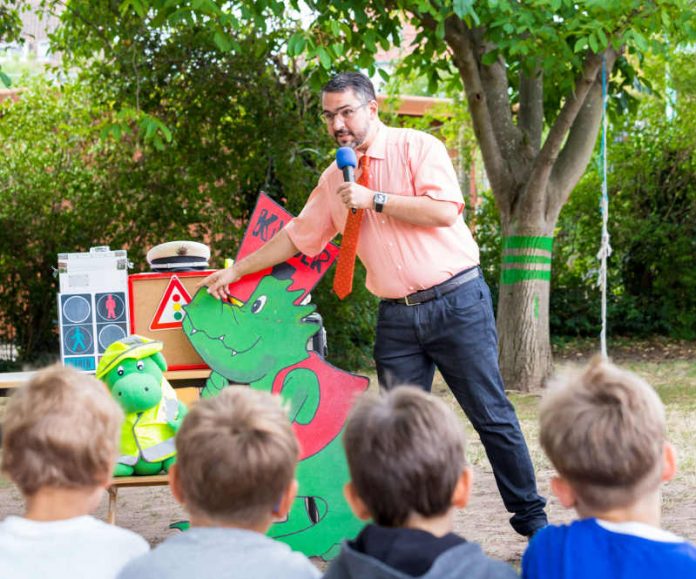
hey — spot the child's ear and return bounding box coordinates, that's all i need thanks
[274,479,298,520]
[550,475,577,509]
[152,352,167,372]
[168,464,186,506]
[452,466,473,509]
[343,482,371,521]
[661,442,678,483]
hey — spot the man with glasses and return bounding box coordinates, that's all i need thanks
[200,72,548,538]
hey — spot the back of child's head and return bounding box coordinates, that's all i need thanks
[540,355,666,512]
[343,386,468,527]
[174,386,298,526]
[1,364,123,496]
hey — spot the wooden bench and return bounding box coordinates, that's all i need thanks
[107,475,170,524]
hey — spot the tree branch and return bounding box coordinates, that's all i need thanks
[518,67,543,153]
[471,29,522,163]
[435,16,509,193]
[547,50,619,221]
[521,50,614,219]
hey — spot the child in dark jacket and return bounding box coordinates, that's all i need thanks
[323,386,518,579]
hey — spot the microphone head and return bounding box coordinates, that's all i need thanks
[336,147,357,170]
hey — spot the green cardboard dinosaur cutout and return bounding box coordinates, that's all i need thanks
[183,272,369,559]
[181,194,369,558]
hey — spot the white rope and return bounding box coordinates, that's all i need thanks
[597,56,612,358]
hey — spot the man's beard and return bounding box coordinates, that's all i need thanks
[333,124,368,148]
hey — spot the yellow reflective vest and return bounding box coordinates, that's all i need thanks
[118,378,179,466]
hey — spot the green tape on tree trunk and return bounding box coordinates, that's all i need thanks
[501,236,553,285]
[502,236,554,252]
[501,268,552,285]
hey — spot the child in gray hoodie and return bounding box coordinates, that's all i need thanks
[323,386,518,579]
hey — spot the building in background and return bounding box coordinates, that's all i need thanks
[0,0,62,87]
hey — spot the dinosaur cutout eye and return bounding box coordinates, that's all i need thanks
[117,366,125,376]
[136,361,144,371]
[251,295,267,314]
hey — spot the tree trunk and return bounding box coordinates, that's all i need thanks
[495,223,555,392]
[440,21,614,391]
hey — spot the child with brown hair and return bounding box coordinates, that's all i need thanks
[0,364,148,579]
[117,386,319,579]
[323,386,517,579]
[522,356,696,578]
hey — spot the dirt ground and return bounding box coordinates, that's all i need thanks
[1,338,695,569]
[0,461,569,567]
[1,463,693,568]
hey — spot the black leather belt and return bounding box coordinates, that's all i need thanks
[383,266,480,306]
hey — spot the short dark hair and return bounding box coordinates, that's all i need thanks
[322,72,376,103]
[343,387,468,527]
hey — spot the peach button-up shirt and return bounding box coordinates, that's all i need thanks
[284,122,480,299]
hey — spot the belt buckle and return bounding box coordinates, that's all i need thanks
[404,294,418,306]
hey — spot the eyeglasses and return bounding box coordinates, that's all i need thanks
[321,102,369,123]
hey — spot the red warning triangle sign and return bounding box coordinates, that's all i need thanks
[150,275,193,331]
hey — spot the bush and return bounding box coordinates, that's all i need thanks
[568,114,696,338]
[0,80,129,363]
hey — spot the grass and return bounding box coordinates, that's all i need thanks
[429,358,696,521]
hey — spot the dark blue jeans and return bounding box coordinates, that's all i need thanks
[374,268,547,536]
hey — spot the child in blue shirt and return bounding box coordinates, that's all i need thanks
[523,356,696,579]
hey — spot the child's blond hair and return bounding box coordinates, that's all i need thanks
[1,364,123,496]
[174,387,298,526]
[343,386,468,527]
[540,356,666,511]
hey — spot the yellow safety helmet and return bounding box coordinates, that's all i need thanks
[96,335,163,379]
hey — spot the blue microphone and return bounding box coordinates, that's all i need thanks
[336,147,358,213]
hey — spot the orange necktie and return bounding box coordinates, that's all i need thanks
[333,155,369,300]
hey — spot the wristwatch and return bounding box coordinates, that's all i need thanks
[373,191,388,213]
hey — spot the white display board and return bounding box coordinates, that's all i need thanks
[57,246,130,372]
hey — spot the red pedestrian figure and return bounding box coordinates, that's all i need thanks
[105,294,117,319]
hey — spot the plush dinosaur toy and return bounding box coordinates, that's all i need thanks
[96,335,187,476]
[183,274,368,559]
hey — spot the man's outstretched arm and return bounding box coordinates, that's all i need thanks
[197,229,299,300]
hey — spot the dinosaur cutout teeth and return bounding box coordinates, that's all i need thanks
[231,350,238,356]
[190,328,197,335]
[218,335,225,341]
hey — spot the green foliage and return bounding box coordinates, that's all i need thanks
[564,111,696,339]
[0,20,378,368]
[0,80,134,361]
[252,0,696,111]
[311,263,378,371]
[41,0,696,104]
